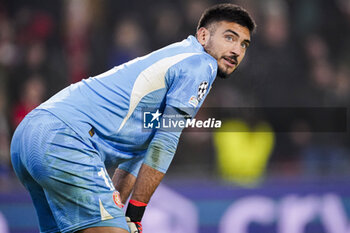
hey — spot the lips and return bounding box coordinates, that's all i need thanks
[223,56,237,67]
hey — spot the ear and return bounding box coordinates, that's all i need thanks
[196,27,210,46]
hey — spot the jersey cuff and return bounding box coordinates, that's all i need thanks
[118,156,145,177]
[143,160,167,173]
[143,129,179,173]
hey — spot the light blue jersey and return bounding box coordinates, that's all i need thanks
[38,35,217,173]
[11,35,217,233]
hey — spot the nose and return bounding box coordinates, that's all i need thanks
[230,42,242,57]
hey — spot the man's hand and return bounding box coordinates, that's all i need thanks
[125,199,147,233]
[126,217,143,233]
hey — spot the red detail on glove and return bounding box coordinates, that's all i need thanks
[129,199,148,207]
[135,222,143,233]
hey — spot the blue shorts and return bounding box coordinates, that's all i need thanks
[11,109,129,233]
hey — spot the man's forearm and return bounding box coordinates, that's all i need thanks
[112,168,137,204]
[131,163,165,204]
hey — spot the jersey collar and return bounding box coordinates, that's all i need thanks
[187,35,206,52]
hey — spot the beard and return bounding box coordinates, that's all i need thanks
[204,46,228,79]
[217,65,237,79]
[217,67,229,79]
[204,40,235,79]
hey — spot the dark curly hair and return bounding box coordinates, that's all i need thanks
[197,3,256,34]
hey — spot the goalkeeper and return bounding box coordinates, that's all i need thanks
[11,4,255,233]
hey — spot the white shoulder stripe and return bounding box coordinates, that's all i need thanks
[117,52,199,132]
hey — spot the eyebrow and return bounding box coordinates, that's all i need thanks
[224,29,251,45]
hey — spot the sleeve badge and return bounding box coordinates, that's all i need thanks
[197,81,209,101]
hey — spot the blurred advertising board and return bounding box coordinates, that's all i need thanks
[1,178,350,233]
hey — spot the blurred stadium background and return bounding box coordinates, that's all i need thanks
[0,0,349,232]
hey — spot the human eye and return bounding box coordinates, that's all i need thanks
[225,35,234,42]
[241,42,249,49]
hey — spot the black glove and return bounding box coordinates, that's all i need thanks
[125,199,147,233]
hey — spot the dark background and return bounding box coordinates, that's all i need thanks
[0,0,349,206]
